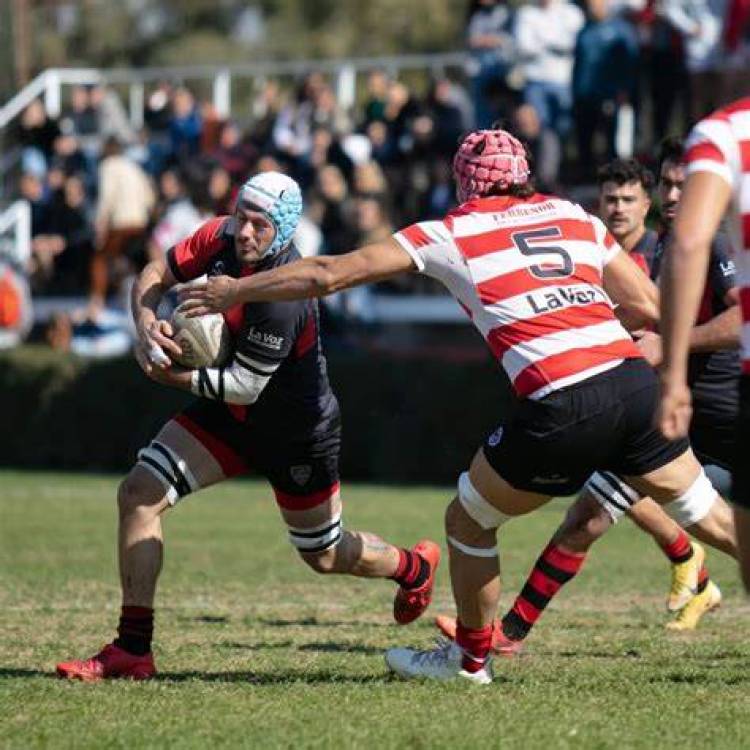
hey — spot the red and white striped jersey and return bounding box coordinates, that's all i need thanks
[683,97,750,372]
[393,193,641,400]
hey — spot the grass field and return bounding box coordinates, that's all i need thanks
[1,470,749,749]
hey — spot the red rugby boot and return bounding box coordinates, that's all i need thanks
[393,540,441,624]
[434,615,524,657]
[56,643,156,682]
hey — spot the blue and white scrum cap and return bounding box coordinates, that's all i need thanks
[237,171,303,257]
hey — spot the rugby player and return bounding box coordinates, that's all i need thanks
[55,171,440,681]
[434,146,741,652]
[594,156,731,624]
[658,97,750,591]
[179,132,738,684]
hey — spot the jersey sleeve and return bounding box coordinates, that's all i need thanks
[590,215,622,266]
[233,299,305,375]
[392,220,463,279]
[707,232,737,301]
[684,116,739,189]
[166,217,229,282]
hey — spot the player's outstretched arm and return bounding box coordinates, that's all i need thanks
[179,239,417,315]
[658,171,732,438]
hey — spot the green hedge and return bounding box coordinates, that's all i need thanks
[0,345,512,483]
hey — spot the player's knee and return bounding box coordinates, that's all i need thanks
[135,440,198,505]
[287,510,343,573]
[454,472,511,530]
[117,475,143,516]
[555,496,610,552]
[663,468,716,527]
[445,496,498,558]
[299,546,339,575]
[585,472,641,524]
[445,497,470,538]
[117,473,163,522]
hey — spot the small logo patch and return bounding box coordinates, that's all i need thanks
[290,465,312,486]
[247,326,284,351]
[719,260,735,277]
[210,261,226,276]
[531,474,569,485]
[487,427,504,447]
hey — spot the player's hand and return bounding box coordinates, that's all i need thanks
[135,319,182,373]
[635,331,662,367]
[179,276,239,316]
[656,378,692,440]
[144,362,191,388]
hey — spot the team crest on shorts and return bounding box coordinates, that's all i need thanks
[290,464,312,486]
[487,427,504,447]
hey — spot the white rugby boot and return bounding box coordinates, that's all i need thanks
[385,639,493,685]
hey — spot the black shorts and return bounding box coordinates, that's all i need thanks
[732,375,750,509]
[690,381,738,470]
[689,408,736,470]
[483,358,690,496]
[175,399,341,507]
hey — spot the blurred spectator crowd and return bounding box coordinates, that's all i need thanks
[0,0,748,354]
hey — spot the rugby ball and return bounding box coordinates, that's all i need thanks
[170,302,232,368]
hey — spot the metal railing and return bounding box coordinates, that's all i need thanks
[0,52,468,133]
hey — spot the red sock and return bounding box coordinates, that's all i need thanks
[502,543,586,641]
[390,548,429,589]
[456,621,493,673]
[115,606,154,656]
[662,530,693,564]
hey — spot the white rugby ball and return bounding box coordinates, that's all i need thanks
[170,303,232,368]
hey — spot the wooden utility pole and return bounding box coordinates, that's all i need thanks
[12,0,32,88]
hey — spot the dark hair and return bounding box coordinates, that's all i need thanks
[657,136,685,173]
[466,0,500,22]
[486,181,537,198]
[101,135,123,158]
[596,159,654,192]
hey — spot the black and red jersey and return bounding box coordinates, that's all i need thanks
[651,228,740,420]
[167,216,339,439]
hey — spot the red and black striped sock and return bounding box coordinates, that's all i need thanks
[662,530,693,564]
[114,606,154,656]
[455,620,493,673]
[502,543,586,641]
[391,548,429,590]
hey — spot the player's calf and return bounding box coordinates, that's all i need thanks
[299,530,401,577]
[298,545,341,575]
[554,488,616,552]
[443,476,508,671]
[682,489,738,559]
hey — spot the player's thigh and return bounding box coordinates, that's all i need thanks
[610,364,694,502]
[621,447,703,503]
[132,417,232,508]
[468,448,551,517]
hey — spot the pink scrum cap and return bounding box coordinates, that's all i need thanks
[452,129,530,202]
